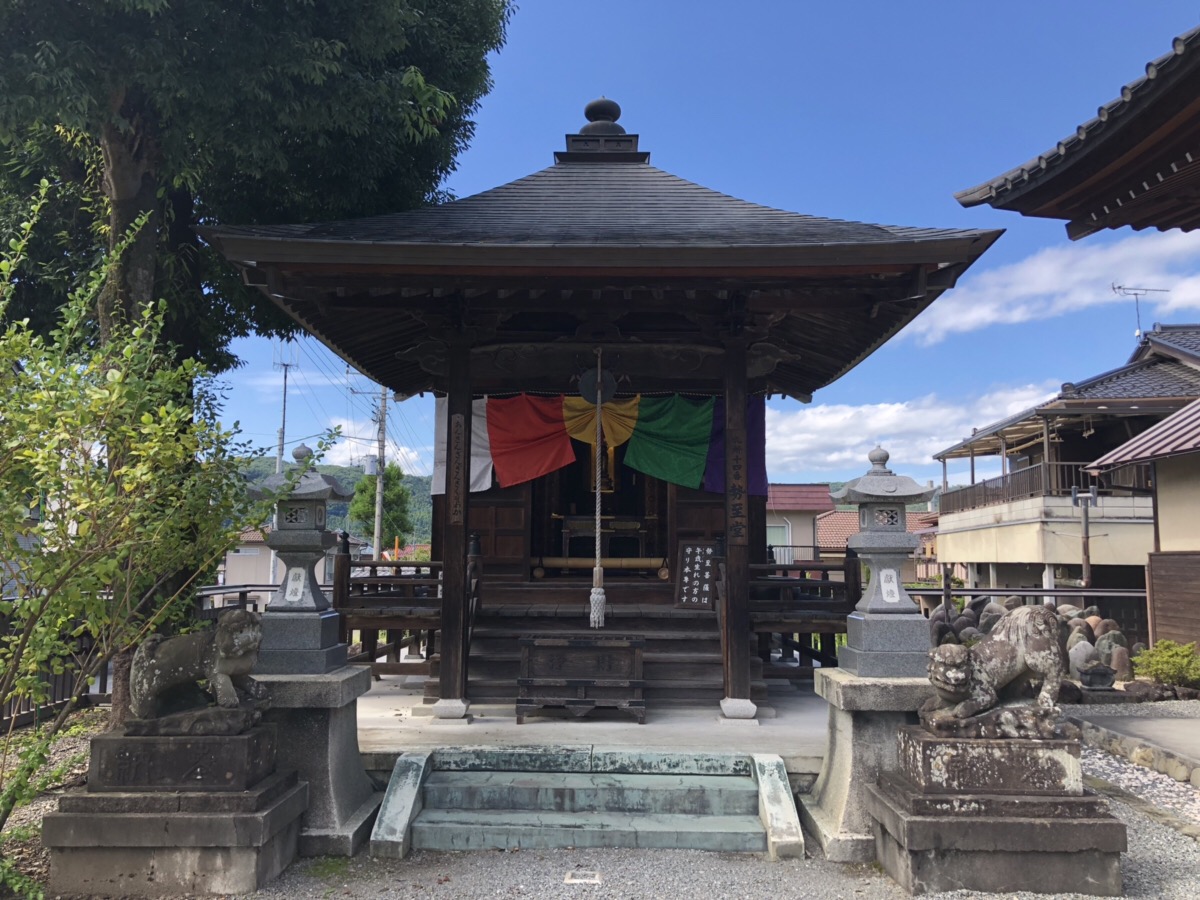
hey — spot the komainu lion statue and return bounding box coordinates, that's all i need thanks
[921,605,1067,737]
[129,608,267,720]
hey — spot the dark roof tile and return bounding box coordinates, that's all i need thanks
[220,162,983,248]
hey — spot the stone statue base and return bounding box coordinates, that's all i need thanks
[256,666,383,856]
[918,702,1081,741]
[866,726,1126,895]
[44,726,306,896]
[796,669,933,862]
[89,726,278,791]
[123,699,266,737]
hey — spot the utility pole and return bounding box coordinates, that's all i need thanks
[271,345,297,582]
[374,385,387,560]
[1073,485,1098,606]
[274,360,295,474]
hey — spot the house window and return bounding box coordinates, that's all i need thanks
[766,524,791,564]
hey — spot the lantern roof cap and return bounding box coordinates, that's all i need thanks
[831,446,936,504]
[254,444,355,501]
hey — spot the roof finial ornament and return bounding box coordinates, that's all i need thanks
[868,444,892,474]
[580,97,625,136]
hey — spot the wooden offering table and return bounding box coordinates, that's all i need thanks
[516,634,646,724]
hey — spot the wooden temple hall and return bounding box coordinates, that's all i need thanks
[209,99,1000,720]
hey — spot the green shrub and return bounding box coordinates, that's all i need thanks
[1132,640,1200,688]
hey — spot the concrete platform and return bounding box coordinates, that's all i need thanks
[355,674,827,783]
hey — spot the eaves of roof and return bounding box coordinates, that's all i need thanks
[955,25,1200,236]
[1087,395,1200,471]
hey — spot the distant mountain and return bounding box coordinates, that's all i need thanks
[238,458,432,543]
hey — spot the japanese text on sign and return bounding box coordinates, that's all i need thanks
[674,541,719,609]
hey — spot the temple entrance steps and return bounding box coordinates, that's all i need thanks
[425,598,767,707]
[368,749,803,859]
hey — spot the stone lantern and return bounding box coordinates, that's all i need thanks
[257,443,354,674]
[831,446,934,678]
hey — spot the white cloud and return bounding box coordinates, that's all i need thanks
[240,371,311,397]
[765,381,1058,480]
[320,416,426,473]
[909,230,1200,345]
[386,439,425,474]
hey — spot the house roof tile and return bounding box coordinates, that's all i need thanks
[816,510,927,550]
[1088,395,1200,471]
[767,483,835,512]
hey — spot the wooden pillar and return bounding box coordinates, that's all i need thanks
[439,336,471,707]
[722,339,752,707]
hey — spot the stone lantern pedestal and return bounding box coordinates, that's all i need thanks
[798,447,936,862]
[252,445,382,856]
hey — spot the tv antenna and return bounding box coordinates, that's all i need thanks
[1112,284,1169,338]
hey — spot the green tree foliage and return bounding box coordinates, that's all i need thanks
[349,462,414,551]
[0,191,287,854]
[0,0,512,369]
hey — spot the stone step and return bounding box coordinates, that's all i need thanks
[462,657,761,682]
[422,771,760,816]
[429,681,769,706]
[409,808,767,852]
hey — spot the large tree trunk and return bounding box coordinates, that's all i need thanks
[162,187,204,365]
[97,97,161,341]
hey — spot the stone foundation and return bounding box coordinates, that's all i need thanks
[867,726,1126,895]
[44,734,307,897]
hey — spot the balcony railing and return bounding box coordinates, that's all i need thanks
[940,461,1152,515]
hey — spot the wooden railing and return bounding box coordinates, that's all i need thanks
[745,550,861,678]
[940,461,1152,514]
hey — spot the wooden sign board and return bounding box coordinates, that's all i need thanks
[674,540,720,609]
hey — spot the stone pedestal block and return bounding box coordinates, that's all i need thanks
[257,666,384,856]
[868,731,1126,896]
[898,725,1082,795]
[44,769,306,896]
[796,669,933,862]
[838,612,930,678]
[256,609,348,674]
[89,727,276,792]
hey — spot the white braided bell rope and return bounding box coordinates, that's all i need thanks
[590,347,606,628]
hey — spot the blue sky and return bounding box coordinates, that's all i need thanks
[218,1,1200,487]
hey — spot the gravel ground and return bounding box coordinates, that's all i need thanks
[247,793,1200,900]
[246,698,1200,900]
[4,703,1199,899]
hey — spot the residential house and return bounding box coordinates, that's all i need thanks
[952,24,1200,645]
[765,484,835,564]
[221,526,366,604]
[815,509,929,584]
[1089,392,1200,644]
[930,328,1200,644]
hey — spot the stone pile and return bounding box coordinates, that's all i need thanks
[931,598,1142,687]
[927,596,1010,646]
